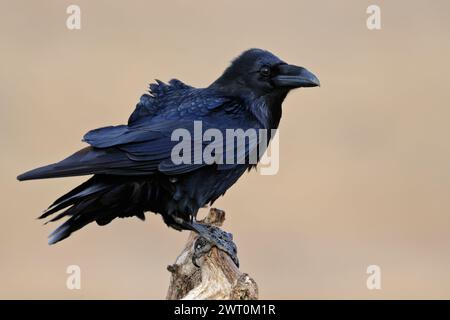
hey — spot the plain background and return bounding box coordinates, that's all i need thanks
[1,0,450,299]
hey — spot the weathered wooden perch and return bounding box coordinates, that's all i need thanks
[166,208,258,300]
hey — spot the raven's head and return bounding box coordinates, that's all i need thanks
[210,48,320,128]
[211,48,320,99]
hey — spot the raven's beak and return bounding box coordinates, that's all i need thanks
[273,64,320,88]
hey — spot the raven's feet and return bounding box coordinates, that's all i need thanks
[190,222,239,268]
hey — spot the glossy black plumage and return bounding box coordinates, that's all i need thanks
[17,49,319,244]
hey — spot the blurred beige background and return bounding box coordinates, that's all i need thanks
[1,0,450,299]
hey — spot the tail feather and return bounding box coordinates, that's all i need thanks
[39,176,110,220]
[39,176,153,244]
[47,198,105,244]
[46,197,97,224]
[48,224,71,245]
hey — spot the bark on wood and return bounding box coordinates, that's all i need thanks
[166,208,258,300]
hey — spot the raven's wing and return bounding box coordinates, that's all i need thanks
[17,80,258,180]
[127,79,194,126]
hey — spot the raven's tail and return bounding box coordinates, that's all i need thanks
[39,175,149,244]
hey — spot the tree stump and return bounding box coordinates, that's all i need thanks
[166,208,258,300]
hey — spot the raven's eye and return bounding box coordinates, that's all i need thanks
[259,66,271,77]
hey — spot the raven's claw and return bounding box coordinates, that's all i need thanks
[190,222,239,267]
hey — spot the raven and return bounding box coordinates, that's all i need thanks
[18,49,319,263]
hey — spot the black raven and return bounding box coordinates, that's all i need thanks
[18,49,319,262]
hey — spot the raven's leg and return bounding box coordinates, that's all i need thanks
[173,217,239,267]
[191,221,239,268]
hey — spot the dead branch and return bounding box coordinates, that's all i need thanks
[166,208,258,300]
